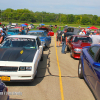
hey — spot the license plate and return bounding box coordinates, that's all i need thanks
[0,76,10,81]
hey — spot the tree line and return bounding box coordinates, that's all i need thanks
[0,8,100,25]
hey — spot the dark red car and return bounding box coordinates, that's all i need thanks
[67,35,92,59]
[0,22,1,26]
[39,26,54,36]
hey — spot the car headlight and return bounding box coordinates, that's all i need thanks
[74,48,82,52]
[26,67,32,71]
[19,66,32,71]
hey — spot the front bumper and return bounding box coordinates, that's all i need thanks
[0,71,35,82]
[72,51,81,59]
[0,61,35,82]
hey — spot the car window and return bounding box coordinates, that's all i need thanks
[67,28,74,32]
[88,46,100,60]
[73,36,92,43]
[8,29,19,32]
[1,38,37,49]
[69,36,73,41]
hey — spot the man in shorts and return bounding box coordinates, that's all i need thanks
[56,28,62,47]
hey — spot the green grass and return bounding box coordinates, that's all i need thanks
[1,22,100,33]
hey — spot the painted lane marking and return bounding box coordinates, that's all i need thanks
[54,36,64,100]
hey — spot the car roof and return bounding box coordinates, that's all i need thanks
[29,30,45,32]
[7,35,37,39]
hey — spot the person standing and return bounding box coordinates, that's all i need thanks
[94,29,97,35]
[56,27,62,47]
[79,29,85,35]
[92,29,100,44]
[61,29,67,54]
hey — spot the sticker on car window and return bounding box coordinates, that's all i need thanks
[20,50,24,54]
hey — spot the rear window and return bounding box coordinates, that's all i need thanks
[73,36,92,42]
[67,28,74,32]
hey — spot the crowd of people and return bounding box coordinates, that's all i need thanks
[56,27,100,54]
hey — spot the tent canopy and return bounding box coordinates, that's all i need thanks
[24,23,28,26]
[20,24,27,27]
[88,26,98,29]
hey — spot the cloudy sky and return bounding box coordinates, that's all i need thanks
[0,0,100,16]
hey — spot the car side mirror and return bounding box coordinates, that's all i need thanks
[39,45,42,49]
[93,62,100,68]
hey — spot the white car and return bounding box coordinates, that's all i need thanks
[0,35,43,82]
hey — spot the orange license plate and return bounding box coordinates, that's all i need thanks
[0,76,10,81]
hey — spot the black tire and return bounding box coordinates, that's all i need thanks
[78,60,84,79]
[66,45,70,51]
[40,51,43,61]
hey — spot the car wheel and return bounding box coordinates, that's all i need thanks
[78,60,84,79]
[40,51,43,61]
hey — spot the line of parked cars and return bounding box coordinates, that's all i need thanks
[0,23,53,82]
[0,23,54,100]
[65,27,100,100]
[1,23,99,99]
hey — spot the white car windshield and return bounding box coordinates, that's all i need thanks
[1,38,36,49]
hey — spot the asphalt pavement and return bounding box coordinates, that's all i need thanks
[5,36,95,100]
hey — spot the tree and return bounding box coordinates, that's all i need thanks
[81,16,91,25]
[97,17,100,25]
[91,15,98,25]
[67,14,75,24]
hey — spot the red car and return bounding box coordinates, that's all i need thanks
[67,35,92,59]
[39,26,54,36]
[0,22,1,26]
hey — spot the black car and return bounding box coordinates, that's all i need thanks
[63,27,79,37]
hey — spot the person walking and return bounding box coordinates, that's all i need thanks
[56,27,62,47]
[61,29,67,54]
